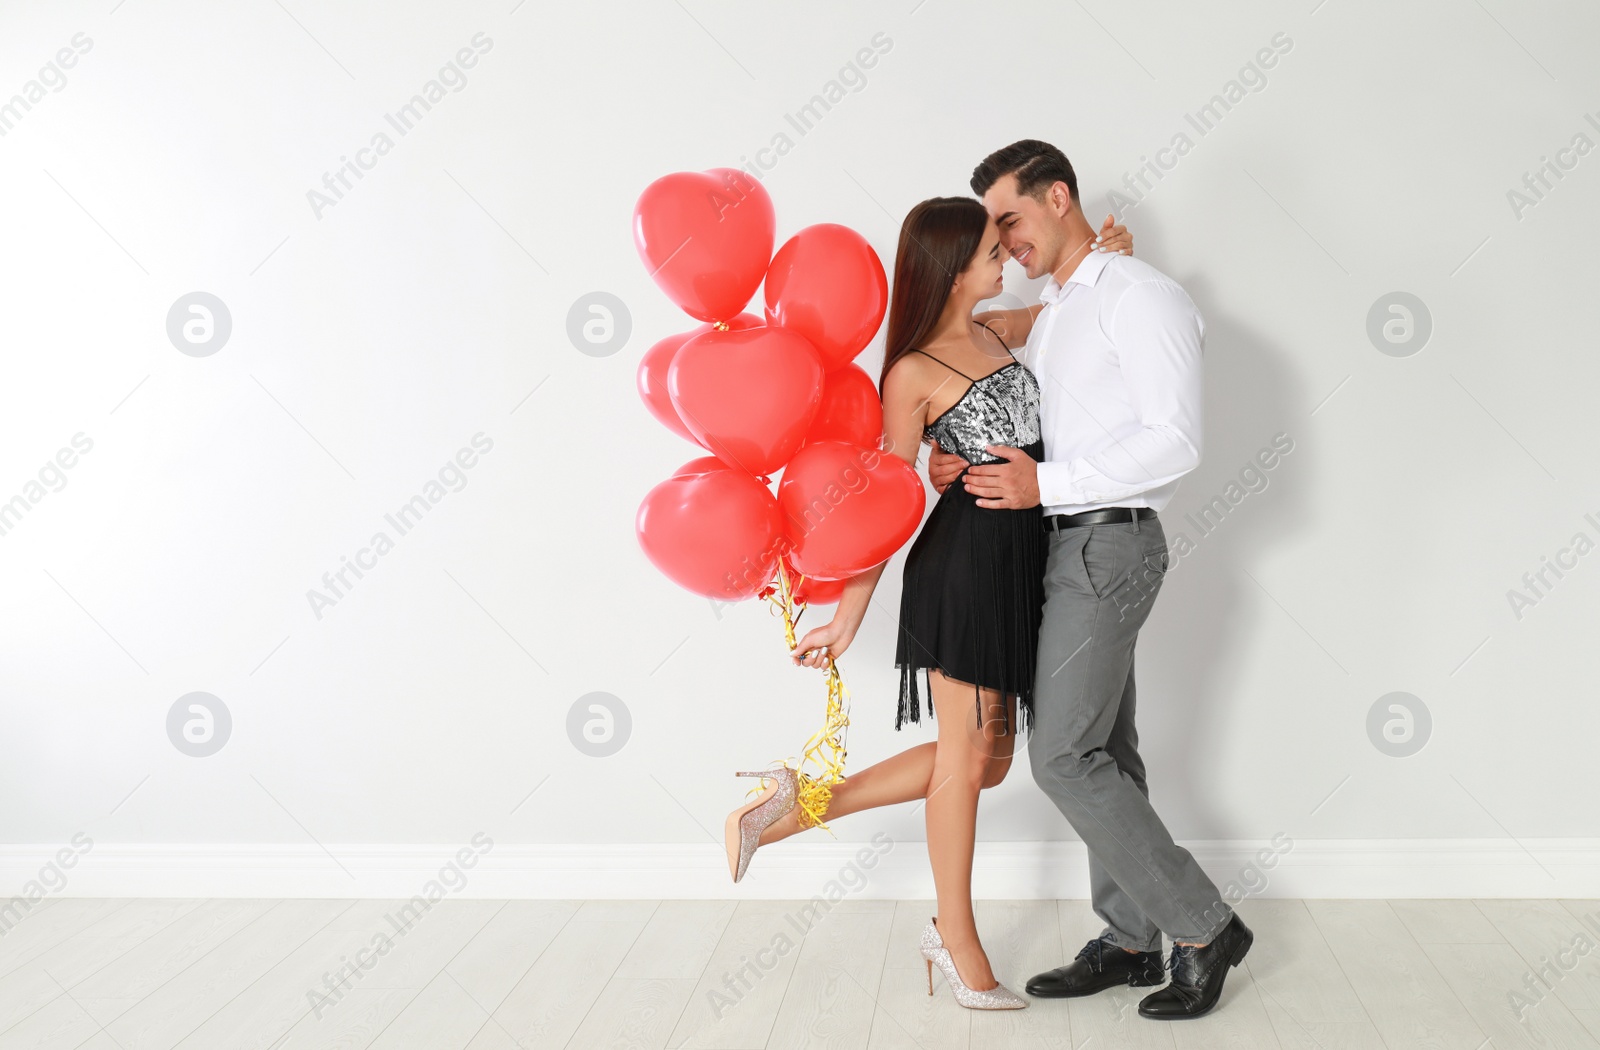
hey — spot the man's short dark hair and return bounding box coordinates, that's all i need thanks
[970,139,1079,204]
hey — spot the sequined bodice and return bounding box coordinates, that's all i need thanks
[922,361,1043,465]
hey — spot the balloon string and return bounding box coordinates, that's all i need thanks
[756,559,851,833]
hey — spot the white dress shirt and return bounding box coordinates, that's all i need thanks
[1019,250,1205,516]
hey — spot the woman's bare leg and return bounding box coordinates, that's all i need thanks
[755,675,1018,848]
[925,669,1015,992]
[757,740,938,846]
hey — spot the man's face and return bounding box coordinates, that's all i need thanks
[983,173,1070,280]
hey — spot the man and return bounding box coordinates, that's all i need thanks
[928,139,1251,1020]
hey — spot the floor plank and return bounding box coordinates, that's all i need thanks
[618,900,737,982]
[366,970,498,1050]
[1306,900,1488,1050]
[174,898,502,1049]
[1423,940,1599,1050]
[488,899,658,1048]
[0,900,202,1035]
[445,900,580,1012]
[565,977,697,1050]
[102,898,353,1050]
[866,953,969,1050]
[969,899,1071,1050]
[1479,899,1600,1014]
[262,986,416,1050]
[67,898,278,1011]
[669,900,807,1050]
[0,992,104,1050]
[1390,899,1507,945]
[8,896,1593,1049]
[767,899,892,1050]
[1057,899,1174,1050]
[1237,900,1366,1025]
[0,900,130,980]
[1257,995,1387,1050]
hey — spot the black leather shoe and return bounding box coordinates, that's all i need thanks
[1136,914,1253,1019]
[1026,936,1166,998]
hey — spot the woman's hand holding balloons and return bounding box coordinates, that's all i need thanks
[790,617,856,669]
[632,167,895,823]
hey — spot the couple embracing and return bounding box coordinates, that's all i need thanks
[724,139,1252,1021]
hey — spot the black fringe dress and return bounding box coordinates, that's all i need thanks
[894,334,1048,737]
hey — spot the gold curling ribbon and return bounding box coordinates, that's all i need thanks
[712,320,731,331]
[755,558,851,833]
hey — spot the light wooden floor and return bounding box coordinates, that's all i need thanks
[1,897,1598,1049]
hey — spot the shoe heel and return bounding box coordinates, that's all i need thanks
[925,956,934,995]
[1229,929,1254,968]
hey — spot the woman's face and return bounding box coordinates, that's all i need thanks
[959,219,1006,299]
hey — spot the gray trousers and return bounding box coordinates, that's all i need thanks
[1028,513,1232,949]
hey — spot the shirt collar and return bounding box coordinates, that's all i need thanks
[1039,249,1115,304]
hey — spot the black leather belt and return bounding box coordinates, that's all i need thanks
[1043,506,1157,532]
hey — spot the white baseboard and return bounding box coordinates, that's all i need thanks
[3,839,1598,901]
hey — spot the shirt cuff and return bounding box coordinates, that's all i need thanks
[1036,460,1093,509]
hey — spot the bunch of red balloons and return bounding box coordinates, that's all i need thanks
[633,168,926,605]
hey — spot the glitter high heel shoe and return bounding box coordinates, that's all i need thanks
[920,918,1028,1010]
[724,766,798,883]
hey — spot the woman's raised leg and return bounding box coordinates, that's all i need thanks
[754,675,1017,847]
[757,740,937,846]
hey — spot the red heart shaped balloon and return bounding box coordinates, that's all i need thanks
[637,313,761,444]
[802,363,883,449]
[668,326,825,476]
[636,459,786,600]
[671,455,734,479]
[764,224,888,371]
[634,169,775,323]
[779,441,925,580]
[789,564,850,606]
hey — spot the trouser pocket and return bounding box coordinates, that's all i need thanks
[1078,522,1170,619]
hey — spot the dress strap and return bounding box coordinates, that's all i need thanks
[977,320,1018,363]
[907,347,976,382]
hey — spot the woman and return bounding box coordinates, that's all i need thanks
[725,197,1132,1008]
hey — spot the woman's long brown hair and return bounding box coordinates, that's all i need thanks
[878,196,989,393]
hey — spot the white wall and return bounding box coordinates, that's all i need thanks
[2,0,1597,899]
